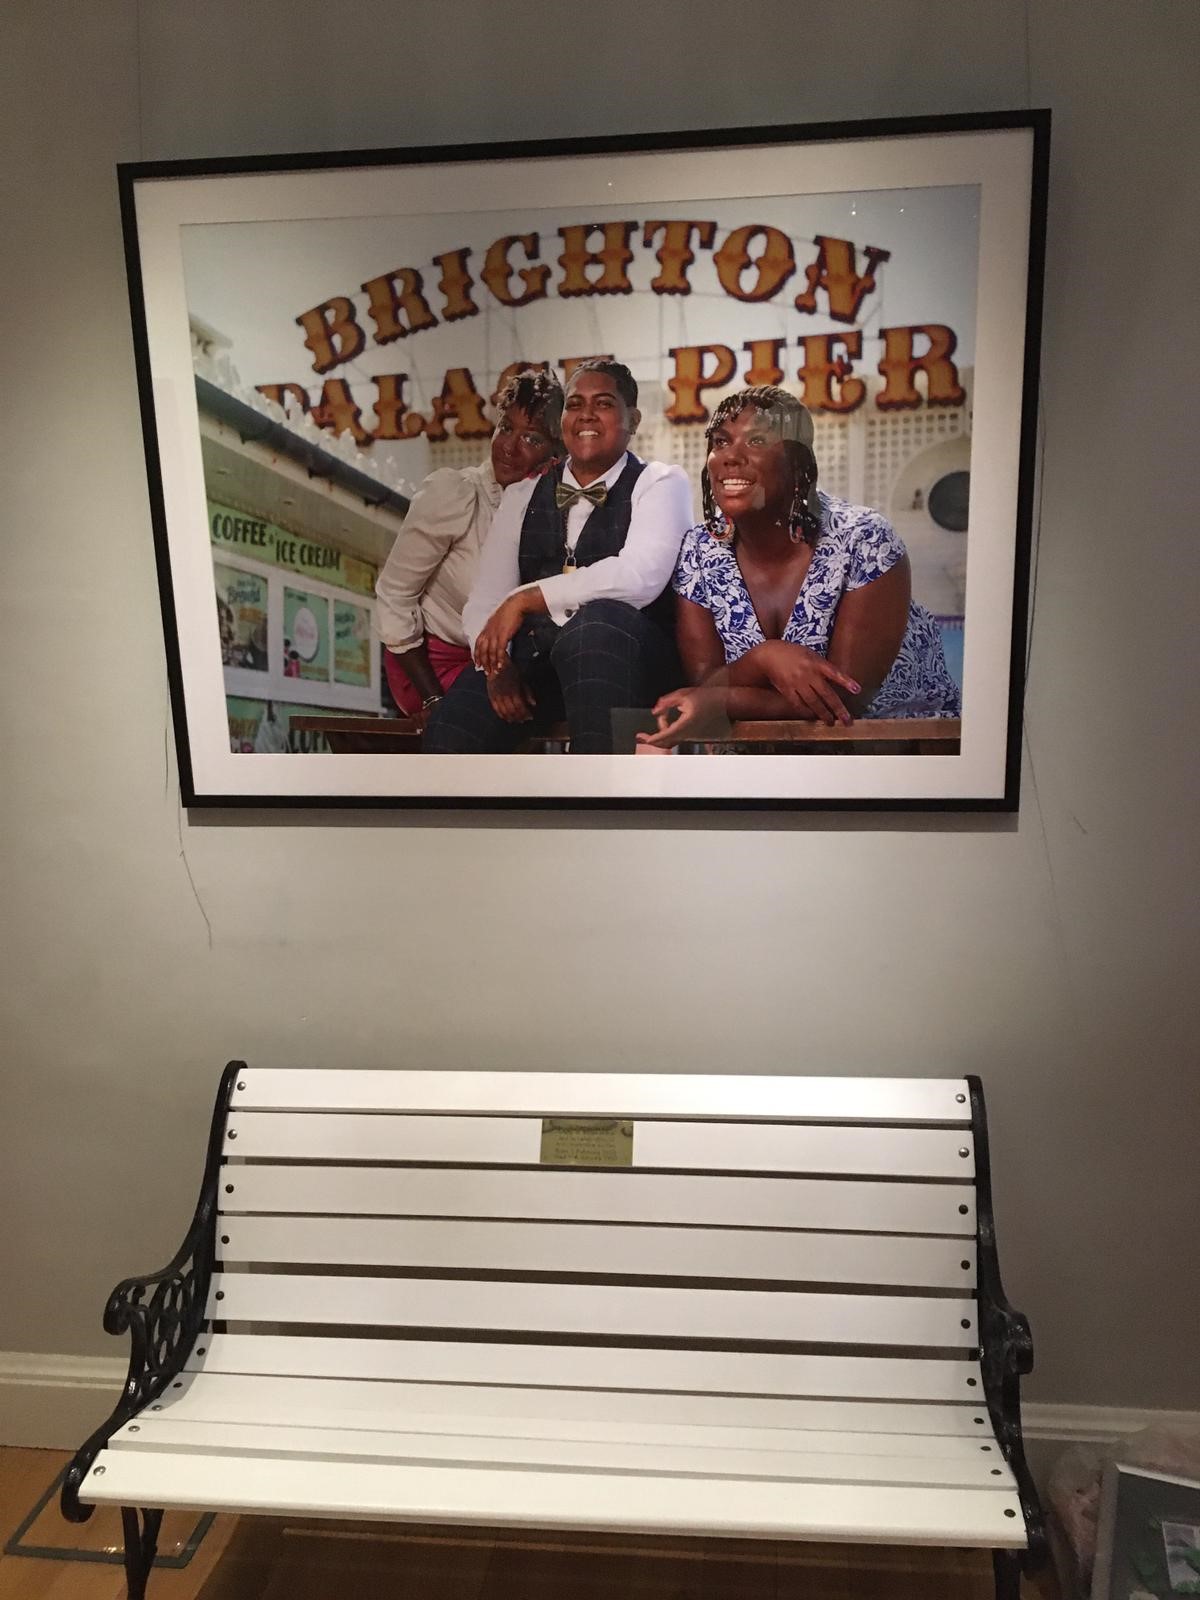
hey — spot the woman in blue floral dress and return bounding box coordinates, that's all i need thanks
[638,385,960,747]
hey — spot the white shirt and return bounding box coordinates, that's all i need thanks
[375,461,501,652]
[462,453,693,651]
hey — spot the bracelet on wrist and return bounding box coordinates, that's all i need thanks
[421,693,443,709]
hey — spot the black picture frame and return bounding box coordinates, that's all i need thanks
[119,110,1049,811]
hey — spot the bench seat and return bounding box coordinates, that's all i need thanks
[86,1450,1024,1548]
[63,1067,1043,1598]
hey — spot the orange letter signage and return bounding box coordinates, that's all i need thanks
[642,220,717,294]
[876,325,966,409]
[311,378,370,444]
[370,374,427,440]
[794,236,890,324]
[742,338,786,389]
[481,234,551,308]
[296,297,365,374]
[713,225,795,302]
[557,223,637,296]
[432,247,480,323]
[665,345,737,423]
[360,268,438,344]
[797,332,866,413]
[425,368,491,441]
[256,382,312,418]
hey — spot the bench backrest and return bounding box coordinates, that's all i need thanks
[203,1070,988,1428]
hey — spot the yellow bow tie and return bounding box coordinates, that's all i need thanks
[554,481,608,512]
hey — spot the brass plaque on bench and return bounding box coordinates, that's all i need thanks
[540,1118,634,1167]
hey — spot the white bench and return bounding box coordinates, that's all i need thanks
[62,1066,1044,1599]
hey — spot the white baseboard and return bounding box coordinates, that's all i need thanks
[2,1349,1197,1456]
[1023,1402,1200,1444]
[0,1352,126,1450]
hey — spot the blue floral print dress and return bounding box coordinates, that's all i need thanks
[671,491,962,718]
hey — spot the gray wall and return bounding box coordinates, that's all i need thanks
[2,0,1197,1411]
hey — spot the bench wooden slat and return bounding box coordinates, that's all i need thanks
[218,1216,978,1290]
[107,1417,1015,1490]
[232,1069,971,1123]
[224,1113,976,1178]
[219,1166,976,1234]
[160,1373,992,1453]
[176,1369,991,1438]
[187,1337,985,1408]
[81,1451,1026,1546]
[207,1273,978,1347]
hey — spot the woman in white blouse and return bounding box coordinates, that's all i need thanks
[375,370,563,723]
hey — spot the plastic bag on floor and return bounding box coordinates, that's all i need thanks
[1049,1428,1200,1596]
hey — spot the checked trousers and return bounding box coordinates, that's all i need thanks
[424,600,679,755]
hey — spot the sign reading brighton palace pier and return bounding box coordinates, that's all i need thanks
[260,224,966,447]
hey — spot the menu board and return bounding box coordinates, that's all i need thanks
[283,587,329,682]
[334,599,372,687]
[214,562,268,670]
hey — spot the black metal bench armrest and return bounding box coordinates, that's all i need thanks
[967,1075,1046,1572]
[60,1063,242,1522]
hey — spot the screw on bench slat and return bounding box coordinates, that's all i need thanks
[1004,1509,1017,1518]
[227,1130,237,1140]
[958,1146,970,1158]
[237,1082,246,1090]
[93,1466,105,1475]
[956,1093,966,1103]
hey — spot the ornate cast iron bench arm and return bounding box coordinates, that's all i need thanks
[60,1063,242,1525]
[968,1074,1046,1598]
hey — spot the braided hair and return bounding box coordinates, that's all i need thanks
[700,385,822,545]
[494,368,565,451]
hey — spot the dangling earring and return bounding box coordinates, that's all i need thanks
[702,477,735,543]
[787,490,805,545]
[789,472,821,544]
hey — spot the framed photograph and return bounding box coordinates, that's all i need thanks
[1093,1465,1200,1600]
[120,111,1048,809]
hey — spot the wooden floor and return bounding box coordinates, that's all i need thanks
[0,1448,1060,1599]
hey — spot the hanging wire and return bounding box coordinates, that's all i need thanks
[176,799,215,951]
[1016,0,1070,1012]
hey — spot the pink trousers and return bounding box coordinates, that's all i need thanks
[384,634,472,718]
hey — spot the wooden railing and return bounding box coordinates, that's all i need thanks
[288,715,962,756]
